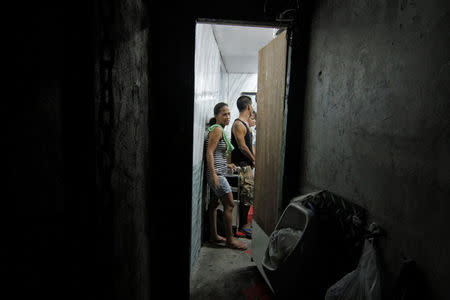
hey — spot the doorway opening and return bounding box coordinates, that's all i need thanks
[191,20,290,294]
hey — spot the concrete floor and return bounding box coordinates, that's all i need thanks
[190,238,274,300]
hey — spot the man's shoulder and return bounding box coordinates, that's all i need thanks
[231,119,240,127]
[232,119,247,131]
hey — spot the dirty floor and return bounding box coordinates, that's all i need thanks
[190,238,274,300]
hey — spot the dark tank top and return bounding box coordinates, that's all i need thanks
[231,119,253,166]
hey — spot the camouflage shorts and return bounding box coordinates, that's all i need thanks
[238,165,254,206]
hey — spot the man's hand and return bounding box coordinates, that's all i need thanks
[227,163,238,173]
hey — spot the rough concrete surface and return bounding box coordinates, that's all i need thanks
[299,1,450,298]
[190,239,274,300]
[107,1,150,299]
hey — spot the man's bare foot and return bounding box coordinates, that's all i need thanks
[226,238,248,251]
[209,235,226,243]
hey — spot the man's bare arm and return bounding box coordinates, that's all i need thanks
[232,122,255,166]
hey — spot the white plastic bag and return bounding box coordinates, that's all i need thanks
[265,227,303,269]
[325,239,381,300]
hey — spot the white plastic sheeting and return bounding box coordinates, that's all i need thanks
[191,23,259,271]
[191,23,222,271]
[193,24,222,167]
[223,73,257,138]
[193,26,259,167]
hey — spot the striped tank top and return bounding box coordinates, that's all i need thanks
[205,131,228,179]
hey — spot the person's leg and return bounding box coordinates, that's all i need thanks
[208,196,226,243]
[239,202,251,230]
[238,166,254,231]
[220,192,247,250]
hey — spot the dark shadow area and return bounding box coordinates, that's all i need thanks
[282,0,315,207]
[392,260,432,300]
[6,2,96,300]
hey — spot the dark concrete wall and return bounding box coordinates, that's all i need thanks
[7,6,65,298]
[7,1,151,299]
[108,1,150,299]
[299,0,450,298]
[93,1,151,299]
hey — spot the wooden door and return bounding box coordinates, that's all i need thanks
[254,30,288,236]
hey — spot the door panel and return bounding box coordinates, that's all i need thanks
[254,30,288,236]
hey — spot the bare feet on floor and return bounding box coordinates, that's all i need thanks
[226,238,248,251]
[209,235,226,243]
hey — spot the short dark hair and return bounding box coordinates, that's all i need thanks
[236,96,252,112]
[214,102,228,115]
[208,102,228,126]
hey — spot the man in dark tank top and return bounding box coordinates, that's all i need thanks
[231,96,255,238]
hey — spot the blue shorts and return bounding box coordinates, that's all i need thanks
[209,175,232,198]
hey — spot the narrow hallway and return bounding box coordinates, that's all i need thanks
[8,1,449,300]
[190,238,274,300]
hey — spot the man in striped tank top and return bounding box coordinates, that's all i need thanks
[205,102,248,251]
